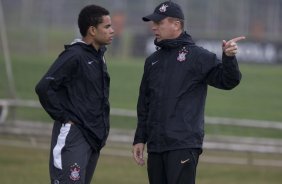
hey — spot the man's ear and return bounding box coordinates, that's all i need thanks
[89,26,97,36]
[174,21,181,31]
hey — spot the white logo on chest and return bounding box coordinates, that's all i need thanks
[177,52,187,62]
[177,47,189,62]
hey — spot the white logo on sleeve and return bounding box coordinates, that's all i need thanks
[180,158,190,164]
[45,77,55,80]
[152,60,159,65]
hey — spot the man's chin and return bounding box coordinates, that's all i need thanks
[103,42,111,46]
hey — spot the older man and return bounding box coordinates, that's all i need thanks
[132,1,244,184]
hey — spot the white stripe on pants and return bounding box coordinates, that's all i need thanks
[53,123,71,169]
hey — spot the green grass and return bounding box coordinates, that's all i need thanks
[1,55,282,139]
[0,145,49,184]
[9,107,282,139]
[197,163,282,184]
[0,145,281,184]
[1,55,282,138]
[2,55,281,121]
[205,124,282,139]
[206,64,282,121]
[108,58,144,109]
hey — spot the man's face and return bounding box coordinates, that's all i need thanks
[151,17,179,42]
[93,15,114,46]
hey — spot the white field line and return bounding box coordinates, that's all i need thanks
[1,139,281,168]
[1,120,282,154]
[1,99,282,129]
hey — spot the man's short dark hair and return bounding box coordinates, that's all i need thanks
[78,5,110,37]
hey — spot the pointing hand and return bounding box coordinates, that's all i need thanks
[222,36,246,57]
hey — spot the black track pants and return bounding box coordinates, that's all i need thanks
[49,122,99,184]
[147,149,201,184]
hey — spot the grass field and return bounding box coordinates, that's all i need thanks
[1,55,282,183]
[1,55,282,139]
[1,55,282,122]
[0,145,281,184]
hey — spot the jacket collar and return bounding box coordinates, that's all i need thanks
[65,39,107,56]
[154,31,195,49]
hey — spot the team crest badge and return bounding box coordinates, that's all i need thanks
[177,47,188,62]
[159,4,168,12]
[70,163,81,181]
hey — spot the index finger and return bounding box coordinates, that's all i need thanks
[230,36,246,43]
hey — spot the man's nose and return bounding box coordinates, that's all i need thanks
[151,24,157,31]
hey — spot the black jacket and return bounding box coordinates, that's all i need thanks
[35,41,110,151]
[133,32,241,153]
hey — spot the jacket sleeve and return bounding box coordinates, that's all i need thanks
[198,50,242,90]
[35,51,78,123]
[133,60,150,145]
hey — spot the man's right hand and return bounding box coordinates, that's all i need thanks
[222,36,246,56]
[132,143,145,166]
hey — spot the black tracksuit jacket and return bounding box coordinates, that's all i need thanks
[35,42,110,151]
[133,32,242,153]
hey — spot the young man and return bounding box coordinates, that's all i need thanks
[132,1,244,184]
[35,5,114,184]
